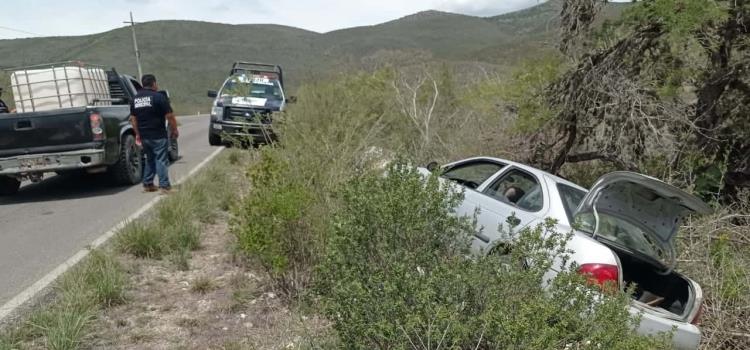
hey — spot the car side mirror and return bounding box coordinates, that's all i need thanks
[207,90,218,98]
[286,96,298,104]
[426,161,439,172]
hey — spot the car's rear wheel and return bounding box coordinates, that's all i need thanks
[111,134,142,185]
[208,132,222,146]
[0,176,21,196]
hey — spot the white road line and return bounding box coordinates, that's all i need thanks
[0,146,225,322]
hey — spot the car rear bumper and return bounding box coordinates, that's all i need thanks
[0,149,106,175]
[630,306,700,350]
[210,121,276,143]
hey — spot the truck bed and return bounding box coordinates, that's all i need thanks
[0,107,97,157]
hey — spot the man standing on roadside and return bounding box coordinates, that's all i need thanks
[129,74,179,194]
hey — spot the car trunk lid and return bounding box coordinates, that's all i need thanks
[574,172,712,270]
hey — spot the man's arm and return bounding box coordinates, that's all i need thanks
[129,115,141,144]
[161,94,178,139]
[166,112,178,139]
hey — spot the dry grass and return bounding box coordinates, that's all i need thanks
[679,192,750,350]
[88,218,331,349]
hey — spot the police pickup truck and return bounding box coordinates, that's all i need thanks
[0,63,177,195]
[207,62,295,146]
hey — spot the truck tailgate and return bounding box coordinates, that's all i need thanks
[0,107,95,157]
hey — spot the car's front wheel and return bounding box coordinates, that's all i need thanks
[208,132,222,146]
[0,176,21,196]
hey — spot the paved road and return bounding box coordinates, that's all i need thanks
[0,115,216,306]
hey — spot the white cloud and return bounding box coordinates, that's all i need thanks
[436,0,546,16]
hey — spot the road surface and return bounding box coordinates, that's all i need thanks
[0,115,216,307]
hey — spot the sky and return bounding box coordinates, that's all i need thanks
[0,0,547,40]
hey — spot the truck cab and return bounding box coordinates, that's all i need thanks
[207,62,293,146]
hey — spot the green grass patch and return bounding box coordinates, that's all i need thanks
[117,150,244,267]
[0,250,126,350]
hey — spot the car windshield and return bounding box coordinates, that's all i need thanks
[576,211,671,266]
[220,75,283,101]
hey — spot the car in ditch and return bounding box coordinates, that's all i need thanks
[207,62,294,146]
[420,156,710,350]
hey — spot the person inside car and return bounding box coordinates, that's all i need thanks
[503,186,526,204]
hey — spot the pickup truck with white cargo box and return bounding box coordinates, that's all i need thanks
[0,62,177,195]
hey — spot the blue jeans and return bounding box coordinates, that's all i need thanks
[142,138,171,189]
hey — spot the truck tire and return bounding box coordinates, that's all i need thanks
[0,176,21,196]
[209,133,222,146]
[111,134,142,185]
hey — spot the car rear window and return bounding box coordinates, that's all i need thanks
[558,184,586,224]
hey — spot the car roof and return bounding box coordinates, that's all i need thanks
[455,156,588,193]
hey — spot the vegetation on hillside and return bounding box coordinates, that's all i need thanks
[226,2,749,349]
[0,1,614,114]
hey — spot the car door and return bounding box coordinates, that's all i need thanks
[460,167,548,254]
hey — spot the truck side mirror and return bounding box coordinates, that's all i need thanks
[207,90,218,98]
[286,96,297,104]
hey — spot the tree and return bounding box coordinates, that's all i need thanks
[520,0,750,198]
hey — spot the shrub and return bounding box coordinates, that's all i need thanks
[316,162,669,349]
[232,149,319,295]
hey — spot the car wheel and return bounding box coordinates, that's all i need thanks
[208,132,222,146]
[111,134,142,185]
[0,176,21,196]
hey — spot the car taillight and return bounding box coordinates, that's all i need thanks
[578,263,619,291]
[691,303,703,325]
[90,113,104,141]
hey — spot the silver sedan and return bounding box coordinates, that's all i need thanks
[420,156,710,350]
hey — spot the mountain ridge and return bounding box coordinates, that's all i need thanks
[0,2,627,113]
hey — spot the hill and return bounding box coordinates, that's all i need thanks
[0,1,627,113]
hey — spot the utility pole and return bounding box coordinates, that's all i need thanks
[124,12,143,80]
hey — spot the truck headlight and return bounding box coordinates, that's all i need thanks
[210,106,224,121]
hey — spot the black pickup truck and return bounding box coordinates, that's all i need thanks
[0,67,177,195]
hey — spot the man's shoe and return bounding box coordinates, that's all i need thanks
[160,187,177,195]
[143,185,158,193]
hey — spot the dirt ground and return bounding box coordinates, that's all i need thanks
[87,214,330,350]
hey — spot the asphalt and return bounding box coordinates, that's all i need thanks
[0,115,217,306]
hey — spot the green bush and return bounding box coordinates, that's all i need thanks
[232,149,318,295]
[316,162,670,349]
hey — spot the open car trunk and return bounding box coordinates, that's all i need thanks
[611,245,694,320]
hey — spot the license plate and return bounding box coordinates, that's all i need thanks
[19,157,50,169]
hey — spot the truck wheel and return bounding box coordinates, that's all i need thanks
[0,176,21,196]
[209,133,222,146]
[168,137,179,163]
[111,134,142,185]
